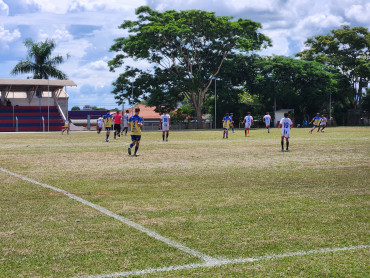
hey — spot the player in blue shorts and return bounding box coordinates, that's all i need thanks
[128,108,143,156]
[222,113,231,139]
[103,110,113,142]
[309,113,321,133]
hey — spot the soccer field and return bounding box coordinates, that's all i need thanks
[0,127,369,277]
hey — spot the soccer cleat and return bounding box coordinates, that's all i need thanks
[133,154,139,157]
[106,139,109,142]
[281,149,284,152]
[128,147,131,155]
[286,149,289,152]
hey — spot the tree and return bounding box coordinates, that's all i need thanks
[240,55,342,124]
[109,6,271,128]
[296,26,370,115]
[71,106,80,111]
[11,39,69,79]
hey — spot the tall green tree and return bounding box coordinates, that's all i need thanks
[296,26,370,114]
[109,6,271,127]
[238,55,342,124]
[11,39,69,79]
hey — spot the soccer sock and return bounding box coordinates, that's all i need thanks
[106,134,109,140]
[129,143,133,148]
[281,141,284,149]
[134,146,139,154]
[162,134,165,141]
[245,129,247,135]
[247,129,250,134]
[286,141,289,150]
[166,133,169,139]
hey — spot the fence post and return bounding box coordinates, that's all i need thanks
[87,115,91,130]
[42,116,45,132]
[16,116,18,132]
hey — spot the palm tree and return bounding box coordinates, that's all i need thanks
[11,39,69,79]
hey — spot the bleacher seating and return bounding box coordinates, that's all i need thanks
[0,106,64,132]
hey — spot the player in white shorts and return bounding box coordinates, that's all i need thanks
[263,112,272,133]
[242,112,253,137]
[160,111,171,142]
[121,110,130,136]
[318,114,327,132]
[279,112,293,152]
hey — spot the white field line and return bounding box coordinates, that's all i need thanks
[81,245,370,278]
[0,167,216,263]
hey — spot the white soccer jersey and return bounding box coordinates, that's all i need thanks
[320,117,327,126]
[263,115,271,126]
[280,117,293,138]
[161,114,171,131]
[123,113,129,128]
[97,117,103,127]
[244,115,253,128]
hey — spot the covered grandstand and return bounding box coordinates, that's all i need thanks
[0,79,76,132]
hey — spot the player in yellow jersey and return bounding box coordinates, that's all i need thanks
[309,113,321,134]
[222,113,231,139]
[103,110,113,142]
[128,108,143,156]
[62,118,72,135]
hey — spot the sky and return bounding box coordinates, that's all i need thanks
[0,0,369,110]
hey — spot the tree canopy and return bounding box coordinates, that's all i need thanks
[296,26,370,113]
[11,39,69,80]
[109,6,271,127]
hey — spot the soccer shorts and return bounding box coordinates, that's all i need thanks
[162,124,169,131]
[281,128,290,138]
[105,127,111,131]
[131,135,141,142]
[123,121,128,128]
[245,124,251,129]
[265,122,270,127]
[223,128,229,131]
[114,124,121,131]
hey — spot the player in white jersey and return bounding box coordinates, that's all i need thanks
[121,110,130,136]
[242,112,253,137]
[97,115,103,134]
[263,112,272,133]
[279,112,293,152]
[318,114,327,132]
[159,112,171,142]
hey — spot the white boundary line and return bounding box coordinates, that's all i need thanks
[1,167,369,278]
[0,167,216,263]
[81,245,370,278]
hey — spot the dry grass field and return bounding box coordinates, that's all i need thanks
[0,127,369,277]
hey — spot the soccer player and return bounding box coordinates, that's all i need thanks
[97,115,103,134]
[318,114,327,132]
[309,113,321,133]
[159,111,171,142]
[222,113,231,139]
[113,111,122,139]
[103,110,113,142]
[279,112,293,152]
[263,112,272,133]
[121,110,130,136]
[62,118,72,135]
[128,108,143,156]
[242,112,253,137]
[230,113,235,133]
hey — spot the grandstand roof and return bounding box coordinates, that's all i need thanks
[0,78,77,92]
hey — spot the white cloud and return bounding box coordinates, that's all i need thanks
[0,0,9,16]
[0,25,21,43]
[26,0,146,13]
[39,26,74,42]
[346,3,370,25]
